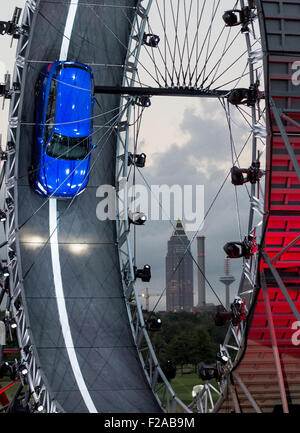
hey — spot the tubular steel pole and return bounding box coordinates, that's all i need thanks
[261,272,289,413]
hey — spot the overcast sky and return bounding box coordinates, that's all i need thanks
[0,1,264,311]
[134,96,254,309]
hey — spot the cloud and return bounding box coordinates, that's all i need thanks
[135,99,253,310]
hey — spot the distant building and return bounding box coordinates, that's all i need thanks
[219,258,235,310]
[197,236,206,306]
[166,220,194,312]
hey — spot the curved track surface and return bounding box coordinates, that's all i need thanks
[16,0,161,413]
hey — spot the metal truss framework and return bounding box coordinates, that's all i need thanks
[2,0,298,415]
[190,0,300,414]
[115,0,192,414]
[0,0,191,414]
[113,0,270,415]
[2,0,59,412]
[188,1,266,413]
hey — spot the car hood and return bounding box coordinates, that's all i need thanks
[40,152,90,197]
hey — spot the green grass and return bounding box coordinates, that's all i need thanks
[1,371,219,412]
[169,372,202,407]
[157,369,220,411]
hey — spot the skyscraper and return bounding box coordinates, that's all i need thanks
[166,220,194,312]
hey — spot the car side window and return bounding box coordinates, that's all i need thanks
[44,78,57,143]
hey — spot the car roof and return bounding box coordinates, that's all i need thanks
[54,65,93,137]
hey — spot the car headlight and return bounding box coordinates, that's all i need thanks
[37,181,48,195]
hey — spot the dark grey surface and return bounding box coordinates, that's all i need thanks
[17,0,161,413]
[262,1,300,53]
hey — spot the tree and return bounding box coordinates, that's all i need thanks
[192,325,215,364]
[167,332,194,374]
[150,332,168,365]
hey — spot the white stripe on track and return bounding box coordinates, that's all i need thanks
[49,201,97,413]
[60,0,79,60]
[49,0,98,413]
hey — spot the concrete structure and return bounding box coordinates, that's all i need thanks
[219,258,235,310]
[197,236,206,306]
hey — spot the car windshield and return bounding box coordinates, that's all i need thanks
[46,133,89,160]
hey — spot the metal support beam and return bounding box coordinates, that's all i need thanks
[271,234,300,264]
[280,110,300,129]
[94,85,229,98]
[280,112,300,132]
[233,372,262,413]
[229,382,241,413]
[0,286,6,306]
[270,98,300,183]
[262,250,300,322]
[261,271,289,414]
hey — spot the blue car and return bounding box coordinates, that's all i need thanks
[31,60,95,198]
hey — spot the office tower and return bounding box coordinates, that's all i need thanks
[166,220,194,312]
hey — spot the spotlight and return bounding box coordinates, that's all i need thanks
[128,152,147,168]
[0,210,6,222]
[134,264,151,282]
[214,305,232,326]
[228,88,251,105]
[0,263,9,278]
[217,351,229,365]
[231,166,246,185]
[128,210,147,226]
[231,162,264,186]
[228,81,261,107]
[198,362,218,381]
[224,235,254,260]
[143,33,160,48]
[136,96,151,108]
[0,361,14,379]
[35,403,44,412]
[222,7,253,33]
[222,10,239,27]
[5,197,14,211]
[0,7,26,39]
[135,153,147,168]
[223,242,244,259]
[19,364,28,376]
[247,161,264,184]
[231,297,246,326]
[146,317,162,332]
[160,360,176,382]
[0,149,7,161]
[215,297,246,327]
[10,319,17,329]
